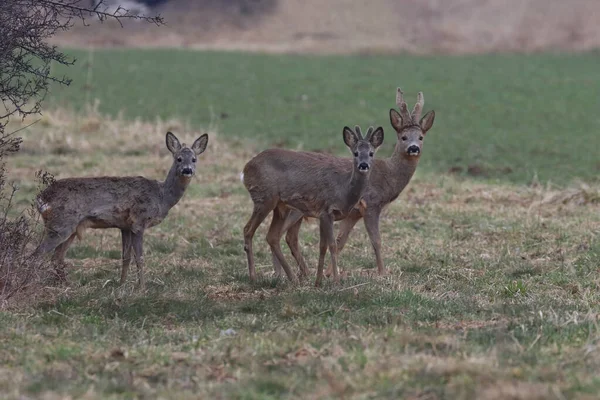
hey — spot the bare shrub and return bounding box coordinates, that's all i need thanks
[0,1,162,305]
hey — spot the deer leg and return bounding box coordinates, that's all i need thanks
[120,229,133,286]
[33,226,77,283]
[363,208,385,275]
[51,233,77,263]
[325,212,362,277]
[50,233,77,282]
[243,201,276,282]
[270,210,285,279]
[131,230,146,290]
[320,214,340,283]
[266,210,298,283]
[272,209,304,277]
[285,218,310,278]
[315,218,329,287]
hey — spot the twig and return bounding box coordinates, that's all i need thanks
[338,282,370,292]
[6,118,41,137]
[526,333,542,352]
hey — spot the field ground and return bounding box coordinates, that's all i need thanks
[1,49,600,398]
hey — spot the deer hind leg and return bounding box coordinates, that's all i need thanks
[52,233,77,263]
[325,212,362,277]
[120,229,133,286]
[272,208,306,278]
[50,233,77,282]
[33,224,78,283]
[285,217,309,278]
[266,209,298,283]
[131,230,146,290]
[243,198,277,282]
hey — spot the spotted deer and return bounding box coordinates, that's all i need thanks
[241,125,384,286]
[32,132,209,289]
[273,88,436,277]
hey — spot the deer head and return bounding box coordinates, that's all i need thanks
[165,131,209,179]
[342,125,384,173]
[389,88,435,159]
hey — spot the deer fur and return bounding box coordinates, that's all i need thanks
[242,125,384,285]
[272,88,436,277]
[32,131,209,289]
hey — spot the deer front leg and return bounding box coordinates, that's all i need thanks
[325,211,362,277]
[120,229,132,286]
[363,208,386,275]
[320,213,340,283]
[315,218,329,287]
[131,230,146,290]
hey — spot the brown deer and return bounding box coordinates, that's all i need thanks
[272,88,435,277]
[241,125,384,285]
[32,132,209,289]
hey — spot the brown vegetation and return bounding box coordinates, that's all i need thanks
[51,0,600,54]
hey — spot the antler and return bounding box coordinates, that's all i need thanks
[364,126,374,139]
[396,87,412,125]
[354,125,364,139]
[411,92,424,123]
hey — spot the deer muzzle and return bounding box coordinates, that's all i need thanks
[407,145,420,156]
[358,162,370,172]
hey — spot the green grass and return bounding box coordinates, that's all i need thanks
[47,49,600,185]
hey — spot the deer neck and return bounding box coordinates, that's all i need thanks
[346,167,369,209]
[387,141,419,191]
[161,165,191,210]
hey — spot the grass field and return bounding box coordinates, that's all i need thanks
[47,49,600,185]
[1,49,600,399]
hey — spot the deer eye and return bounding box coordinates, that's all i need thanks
[401,136,407,141]
[353,152,358,157]
[177,157,182,162]
[192,158,197,163]
[369,152,374,157]
[419,136,424,140]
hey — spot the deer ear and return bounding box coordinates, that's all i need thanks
[192,134,209,155]
[389,109,403,131]
[419,110,435,134]
[342,126,358,148]
[367,127,384,149]
[166,132,182,154]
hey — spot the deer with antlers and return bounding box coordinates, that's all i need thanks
[272,88,436,278]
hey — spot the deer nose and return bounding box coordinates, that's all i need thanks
[358,162,370,172]
[182,167,193,176]
[407,145,420,156]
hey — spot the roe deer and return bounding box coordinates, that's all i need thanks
[242,125,384,285]
[273,88,436,277]
[32,132,209,289]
